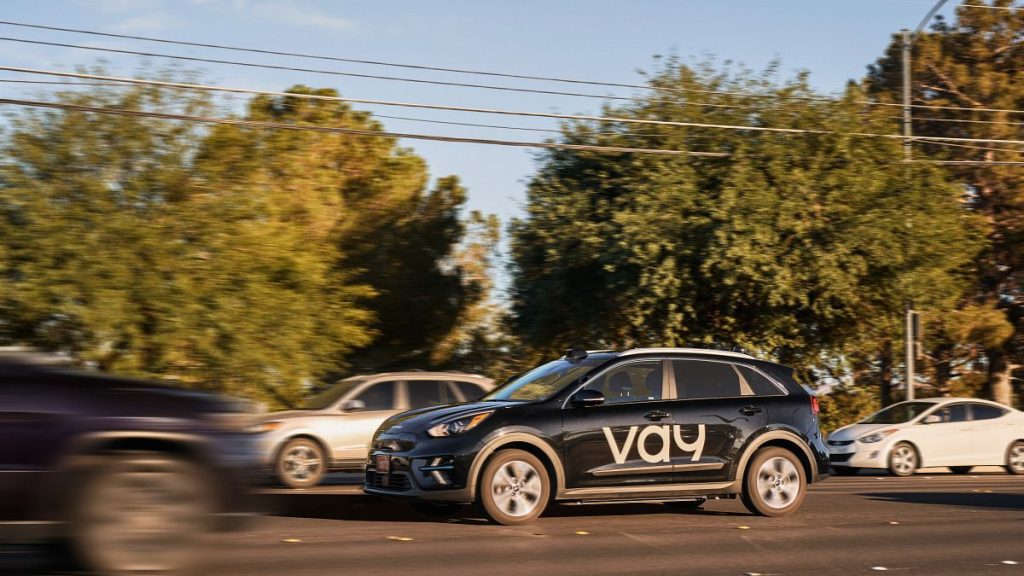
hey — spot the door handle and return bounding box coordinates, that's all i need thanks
[739,405,763,416]
[644,410,671,421]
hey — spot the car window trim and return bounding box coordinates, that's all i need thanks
[670,358,788,401]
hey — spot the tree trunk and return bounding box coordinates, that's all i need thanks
[986,348,1015,406]
[879,341,893,407]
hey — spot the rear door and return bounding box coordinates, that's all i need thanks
[962,403,1012,464]
[561,359,683,489]
[665,359,772,483]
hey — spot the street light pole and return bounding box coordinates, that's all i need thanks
[902,0,948,401]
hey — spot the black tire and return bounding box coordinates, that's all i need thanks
[72,452,215,576]
[410,501,462,517]
[276,437,326,488]
[949,466,973,474]
[1006,441,1024,475]
[831,466,860,476]
[477,449,550,525]
[664,498,706,511]
[741,447,807,517]
[888,442,918,477]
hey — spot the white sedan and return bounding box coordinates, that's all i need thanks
[827,397,1024,476]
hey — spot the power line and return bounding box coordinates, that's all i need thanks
[2,20,1022,117]
[910,160,1024,165]
[916,138,1024,154]
[0,96,729,157]
[10,66,1024,147]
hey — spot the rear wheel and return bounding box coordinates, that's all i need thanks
[477,449,550,525]
[741,447,807,517]
[276,438,326,488]
[949,466,973,474]
[1006,441,1024,475]
[72,452,215,576]
[888,442,918,477]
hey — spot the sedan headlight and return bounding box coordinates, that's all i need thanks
[858,429,897,443]
[427,411,494,438]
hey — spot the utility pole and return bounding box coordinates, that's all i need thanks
[901,0,948,401]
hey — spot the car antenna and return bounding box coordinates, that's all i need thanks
[564,348,588,360]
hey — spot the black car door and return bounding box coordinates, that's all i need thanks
[664,359,772,484]
[562,358,692,489]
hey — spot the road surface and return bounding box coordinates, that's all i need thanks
[8,472,1024,575]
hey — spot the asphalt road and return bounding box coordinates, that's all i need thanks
[7,471,1023,575]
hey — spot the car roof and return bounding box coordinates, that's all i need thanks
[353,371,493,382]
[898,397,1013,408]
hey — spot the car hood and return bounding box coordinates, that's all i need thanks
[379,401,520,433]
[828,422,901,442]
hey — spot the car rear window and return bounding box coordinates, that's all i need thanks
[674,360,741,399]
[970,403,1007,421]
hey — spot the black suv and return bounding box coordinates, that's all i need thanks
[0,351,259,575]
[365,348,828,525]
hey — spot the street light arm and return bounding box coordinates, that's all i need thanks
[913,0,950,41]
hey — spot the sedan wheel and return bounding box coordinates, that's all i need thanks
[1007,441,1024,475]
[277,438,326,488]
[888,442,918,477]
[478,449,550,525]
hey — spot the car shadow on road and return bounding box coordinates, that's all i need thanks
[859,492,1024,511]
[259,493,748,524]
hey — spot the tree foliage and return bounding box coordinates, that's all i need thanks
[511,60,982,385]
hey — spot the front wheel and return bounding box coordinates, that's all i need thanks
[276,438,326,488]
[477,449,550,525]
[888,442,918,477]
[741,447,807,517]
[1007,441,1024,475]
[72,453,215,575]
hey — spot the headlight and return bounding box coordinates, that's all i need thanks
[427,411,494,438]
[858,429,896,443]
[249,420,285,434]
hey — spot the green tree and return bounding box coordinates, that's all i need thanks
[0,80,376,406]
[865,0,1024,406]
[511,60,982,397]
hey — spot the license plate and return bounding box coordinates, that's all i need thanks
[375,454,391,475]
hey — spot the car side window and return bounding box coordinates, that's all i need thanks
[453,380,486,402]
[674,360,743,399]
[354,381,396,411]
[584,361,663,404]
[933,404,969,423]
[970,403,1007,421]
[735,365,785,396]
[407,380,452,409]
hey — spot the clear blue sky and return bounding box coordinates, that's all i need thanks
[0,0,962,287]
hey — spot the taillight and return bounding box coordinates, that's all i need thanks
[810,396,820,415]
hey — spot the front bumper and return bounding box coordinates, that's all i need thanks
[363,448,478,503]
[827,442,890,469]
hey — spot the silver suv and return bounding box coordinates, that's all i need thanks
[257,372,494,488]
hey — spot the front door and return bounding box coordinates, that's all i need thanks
[562,359,691,489]
[331,380,401,463]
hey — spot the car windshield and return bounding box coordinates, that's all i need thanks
[861,401,936,424]
[300,377,367,410]
[483,358,601,402]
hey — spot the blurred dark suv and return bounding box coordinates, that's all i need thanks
[0,350,260,575]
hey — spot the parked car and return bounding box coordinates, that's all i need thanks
[0,349,260,575]
[257,371,494,488]
[827,397,1024,476]
[364,348,829,525]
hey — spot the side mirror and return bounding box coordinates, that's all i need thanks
[922,414,942,424]
[340,399,366,412]
[570,389,605,408]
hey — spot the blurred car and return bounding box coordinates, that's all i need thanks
[827,397,1024,476]
[257,371,494,488]
[365,348,829,525]
[0,349,260,575]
